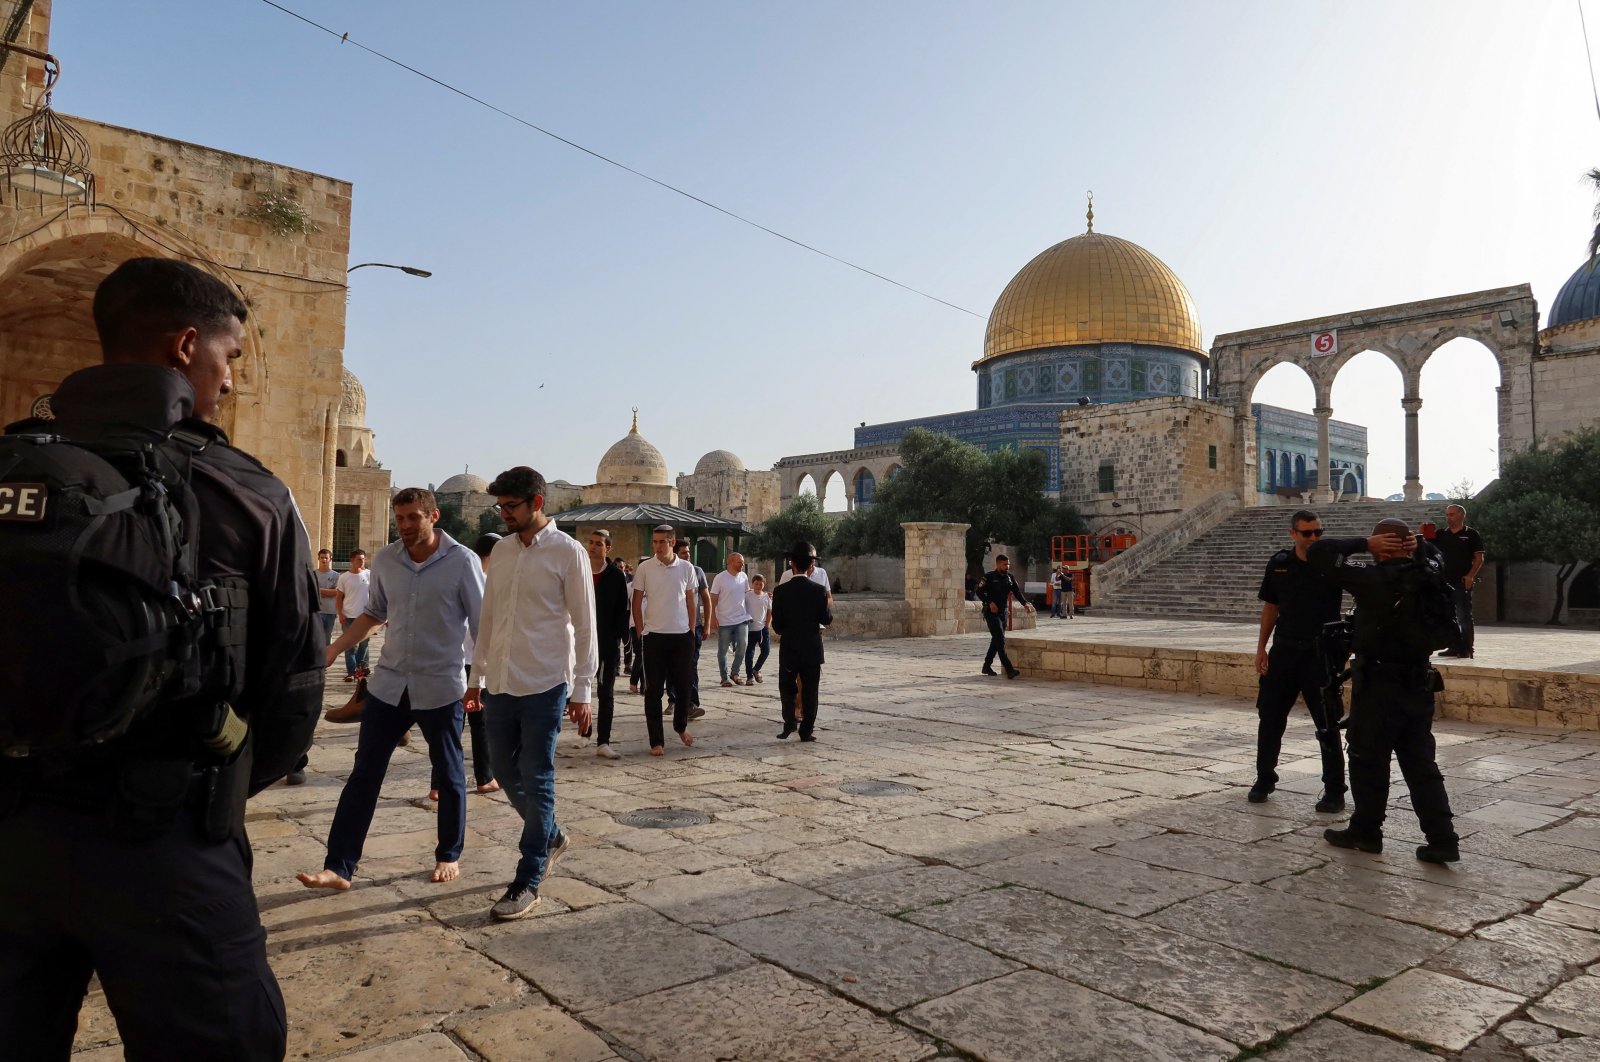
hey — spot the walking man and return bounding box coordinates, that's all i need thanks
[1249,509,1347,812]
[468,466,595,919]
[772,542,834,741]
[1434,504,1485,659]
[299,487,483,891]
[335,548,372,681]
[589,528,630,760]
[710,552,752,686]
[634,525,700,756]
[314,548,340,642]
[744,574,772,684]
[977,554,1033,678]
[1312,519,1460,863]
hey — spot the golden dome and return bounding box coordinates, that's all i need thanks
[980,231,1204,363]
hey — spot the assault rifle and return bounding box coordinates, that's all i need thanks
[1316,615,1355,733]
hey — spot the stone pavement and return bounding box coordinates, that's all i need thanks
[68,630,1600,1061]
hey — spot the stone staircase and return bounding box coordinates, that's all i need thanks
[1092,501,1442,621]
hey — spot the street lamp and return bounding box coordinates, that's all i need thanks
[348,262,432,277]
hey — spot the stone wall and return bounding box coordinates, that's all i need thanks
[1058,397,1236,536]
[1087,489,1239,602]
[332,465,393,558]
[832,553,905,595]
[1008,631,1600,730]
[1530,344,1600,446]
[904,522,970,636]
[823,598,910,640]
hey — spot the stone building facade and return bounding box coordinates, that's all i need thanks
[676,448,780,524]
[331,369,392,560]
[0,2,352,549]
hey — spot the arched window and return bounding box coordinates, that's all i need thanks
[1265,449,1277,490]
[335,449,348,468]
[1279,452,1292,489]
[1293,454,1307,488]
[854,469,876,508]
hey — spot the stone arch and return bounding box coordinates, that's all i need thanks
[795,472,819,500]
[1331,348,1405,500]
[852,466,877,508]
[1417,336,1503,496]
[821,469,847,513]
[0,216,267,437]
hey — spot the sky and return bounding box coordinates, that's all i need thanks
[50,1,1600,501]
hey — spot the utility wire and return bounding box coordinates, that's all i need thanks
[255,0,1002,327]
[1582,0,1600,128]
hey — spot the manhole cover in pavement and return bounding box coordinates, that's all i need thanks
[838,780,919,797]
[614,808,711,829]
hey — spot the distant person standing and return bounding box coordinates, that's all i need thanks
[1249,509,1347,812]
[1059,567,1076,618]
[744,574,772,684]
[977,554,1033,678]
[771,542,834,741]
[1432,504,1485,659]
[672,538,711,719]
[335,548,372,681]
[314,548,340,642]
[589,529,630,760]
[1049,566,1065,619]
[710,553,752,686]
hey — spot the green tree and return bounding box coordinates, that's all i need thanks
[476,507,504,536]
[1473,427,1600,624]
[831,428,1085,569]
[747,493,834,563]
[1588,166,1600,261]
[434,500,472,542]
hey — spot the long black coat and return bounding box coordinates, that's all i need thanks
[771,576,832,666]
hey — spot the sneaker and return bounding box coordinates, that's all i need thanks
[1416,841,1461,864]
[1247,784,1272,804]
[1324,827,1383,853]
[491,882,541,921]
[285,770,307,786]
[1314,791,1345,813]
[596,743,622,760]
[546,828,571,872]
[689,706,706,720]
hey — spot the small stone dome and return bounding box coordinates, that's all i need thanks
[597,411,669,486]
[340,368,366,424]
[694,449,745,476]
[1549,258,1600,330]
[437,469,489,495]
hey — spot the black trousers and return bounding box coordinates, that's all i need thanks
[643,632,695,747]
[1453,586,1475,653]
[983,609,1012,671]
[1346,666,1457,844]
[779,656,822,736]
[595,654,619,746]
[1255,641,1345,794]
[0,800,285,1061]
[628,630,643,686]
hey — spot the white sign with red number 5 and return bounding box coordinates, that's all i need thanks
[1311,330,1338,357]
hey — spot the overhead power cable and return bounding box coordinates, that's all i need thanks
[256,0,1001,327]
[1582,0,1600,128]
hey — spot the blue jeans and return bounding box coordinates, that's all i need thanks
[745,627,770,676]
[317,612,336,642]
[323,690,465,881]
[341,616,370,676]
[482,685,566,887]
[717,621,750,680]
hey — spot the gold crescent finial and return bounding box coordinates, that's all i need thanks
[631,407,639,432]
[1086,190,1094,233]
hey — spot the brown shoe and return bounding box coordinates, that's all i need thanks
[323,694,364,723]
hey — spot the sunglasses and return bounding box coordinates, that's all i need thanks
[1294,528,1324,537]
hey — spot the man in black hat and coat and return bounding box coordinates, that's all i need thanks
[771,541,833,741]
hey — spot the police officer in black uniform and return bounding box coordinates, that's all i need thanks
[0,259,323,1059]
[977,554,1034,678]
[1309,517,1460,864]
[1249,509,1346,811]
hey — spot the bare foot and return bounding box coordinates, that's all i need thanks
[650,745,665,757]
[475,780,501,793]
[427,789,439,802]
[296,869,351,891]
[678,730,696,747]
[431,861,460,883]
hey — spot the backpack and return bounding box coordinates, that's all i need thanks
[1391,547,1462,654]
[0,422,242,758]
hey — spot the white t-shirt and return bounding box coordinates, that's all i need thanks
[633,556,698,635]
[745,588,771,628]
[777,565,830,590]
[710,570,751,625]
[335,568,371,619]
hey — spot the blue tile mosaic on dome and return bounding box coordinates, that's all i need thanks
[974,343,1205,411]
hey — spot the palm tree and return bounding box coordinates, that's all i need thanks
[1590,167,1600,261]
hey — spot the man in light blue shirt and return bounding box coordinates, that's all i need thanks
[299,487,484,891]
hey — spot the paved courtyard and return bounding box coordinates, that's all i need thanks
[71,630,1600,1061]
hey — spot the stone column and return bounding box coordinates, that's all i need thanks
[1402,395,1423,502]
[903,521,970,637]
[1313,405,1334,504]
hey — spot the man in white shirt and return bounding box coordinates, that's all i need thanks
[334,548,372,681]
[634,524,700,757]
[709,553,752,686]
[467,466,596,921]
